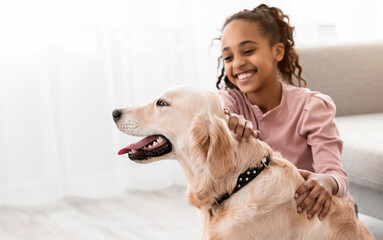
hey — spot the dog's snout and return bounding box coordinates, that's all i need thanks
[112,109,122,122]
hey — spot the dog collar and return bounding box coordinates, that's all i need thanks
[213,154,270,206]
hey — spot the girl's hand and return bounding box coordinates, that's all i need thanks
[224,108,260,139]
[295,170,339,220]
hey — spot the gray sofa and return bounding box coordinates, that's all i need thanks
[298,42,383,220]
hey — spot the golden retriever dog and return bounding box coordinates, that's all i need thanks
[112,86,374,240]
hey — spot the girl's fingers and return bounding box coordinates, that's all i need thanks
[228,113,249,138]
[307,192,327,219]
[242,121,254,138]
[228,115,239,131]
[223,108,231,116]
[235,116,246,136]
[252,130,260,139]
[226,112,259,139]
[298,169,312,180]
[319,198,331,220]
[297,181,318,212]
[295,179,315,199]
[295,172,334,220]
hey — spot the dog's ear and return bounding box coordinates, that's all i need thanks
[190,114,236,181]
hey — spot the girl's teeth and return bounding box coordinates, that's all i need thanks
[237,72,253,80]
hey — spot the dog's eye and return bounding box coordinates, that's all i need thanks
[156,99,169,107]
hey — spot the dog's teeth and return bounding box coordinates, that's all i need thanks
[148,144,152,148]
[128,150,133,154]
[131,149,137,153]
[157,137,164,143]
[143,147,148,150]
[153,141,158,147]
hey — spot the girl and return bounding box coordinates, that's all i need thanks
[216,4,354,220]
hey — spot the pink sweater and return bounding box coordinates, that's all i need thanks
[219,82,352,202]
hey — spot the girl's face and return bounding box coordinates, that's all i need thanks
[221,20,284,93]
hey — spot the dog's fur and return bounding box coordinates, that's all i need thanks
[114,87,374,240]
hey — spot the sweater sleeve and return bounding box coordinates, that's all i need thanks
[298,93,348,198]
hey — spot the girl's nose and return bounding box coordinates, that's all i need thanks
[232,55,247,70]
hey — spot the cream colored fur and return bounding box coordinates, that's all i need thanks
[115,86,374,240]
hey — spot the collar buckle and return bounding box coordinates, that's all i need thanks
[261,155,270,168]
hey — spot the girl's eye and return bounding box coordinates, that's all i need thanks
[156,99,169,107]
[223,56,232,62]
[244,49,254,55]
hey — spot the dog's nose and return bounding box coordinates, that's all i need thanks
[112,109,122,122]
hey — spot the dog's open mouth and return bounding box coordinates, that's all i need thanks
[118,135,172,160]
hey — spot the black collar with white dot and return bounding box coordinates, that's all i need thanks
[213,155,270,206]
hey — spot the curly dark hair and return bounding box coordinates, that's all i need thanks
[216,4,306,90]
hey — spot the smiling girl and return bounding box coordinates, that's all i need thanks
[216,4,354,220]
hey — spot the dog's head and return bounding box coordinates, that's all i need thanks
[113,86,237,180]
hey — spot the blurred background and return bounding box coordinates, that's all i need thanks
[0,0,382,205]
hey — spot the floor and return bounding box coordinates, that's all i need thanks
[0,186,382,240]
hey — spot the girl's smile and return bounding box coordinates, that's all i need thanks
[221,19,285,112]
[235,69,257,83]
[221,20,283,94]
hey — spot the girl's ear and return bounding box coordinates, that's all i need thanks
[189,114,236,181]
[273,42,285,62]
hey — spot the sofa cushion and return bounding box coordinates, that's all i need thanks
[336,113,383,191]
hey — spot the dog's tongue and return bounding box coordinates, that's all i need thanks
[118,135,160,155]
